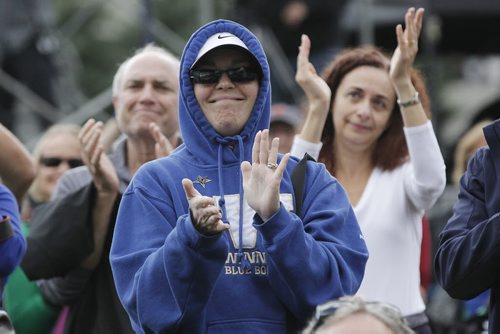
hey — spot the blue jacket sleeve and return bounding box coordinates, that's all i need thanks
[435,149,500,300]
[253,162,368,323]
[110,175,228,333]
[0,184,26,284]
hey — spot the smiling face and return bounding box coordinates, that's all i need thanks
[113,52,179,141]
[192,47,260,137]
[332,66,396,151]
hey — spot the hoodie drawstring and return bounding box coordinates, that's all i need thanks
[216,136,252,271]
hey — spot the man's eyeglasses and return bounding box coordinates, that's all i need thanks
[40,157,84,169]
[189,66,259,84]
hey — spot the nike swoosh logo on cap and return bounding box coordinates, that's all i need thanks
[217,34,232,39]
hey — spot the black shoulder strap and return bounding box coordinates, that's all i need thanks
[291,153,315,218]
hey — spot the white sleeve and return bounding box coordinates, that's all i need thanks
[290,135,323,160]
[403,120,447,210]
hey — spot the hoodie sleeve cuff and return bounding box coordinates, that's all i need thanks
[253,205,293,243]
[0,216,14,242]
[178,214,225,251]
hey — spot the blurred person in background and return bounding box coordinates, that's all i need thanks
[232,0,347,104]
[20,44,181,334]
[270,102,304,154]
[0,0,59,133]
[233,0,346,72]
[302,296,414,334]
[451,120,490,186]
[291,8,446,333]
[21,124,83,219]
[3,123,83,334]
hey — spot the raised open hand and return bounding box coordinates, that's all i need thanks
[79,118,119,194]
[295,34,331,110]
[390,7,424,86]
[148,122,175,159]
[182,178,229,235]
[241,130,290,221]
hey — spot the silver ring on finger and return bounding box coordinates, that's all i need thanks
[267,162,278,170]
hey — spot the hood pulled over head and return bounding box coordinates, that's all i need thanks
[178,19,271,164]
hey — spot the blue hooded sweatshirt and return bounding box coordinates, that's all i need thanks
[110,19,368,333]
[0,184,26,301]
[435,119,500,334]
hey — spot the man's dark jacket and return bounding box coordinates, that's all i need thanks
[435,119,500,333]
[21,140,133,334]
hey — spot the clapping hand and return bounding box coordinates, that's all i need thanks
[390,7,424,87]
[148,122,175,159]
[241,130,290,221]
[182,178,229,235]
[80,119,119,194]
[295,34,331,110]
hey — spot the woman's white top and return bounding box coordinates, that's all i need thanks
[290,121,446,316]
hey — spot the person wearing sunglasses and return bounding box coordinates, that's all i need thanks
[23,124,83,218]
[303,296,414,334]
[20,45,181,334]
[110,19,368,333]
[2,123,82,334]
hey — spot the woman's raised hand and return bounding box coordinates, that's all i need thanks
[295,34,331,110]
[294,34,331,143]
[390,7,424,87]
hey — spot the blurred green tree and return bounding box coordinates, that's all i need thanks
[52,0,232,115]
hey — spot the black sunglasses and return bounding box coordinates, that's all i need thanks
[189,66,259,84]
[40,157,84,169]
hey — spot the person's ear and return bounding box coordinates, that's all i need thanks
[112,95,119,112]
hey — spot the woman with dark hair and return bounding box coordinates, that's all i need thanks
[292,8,445,334]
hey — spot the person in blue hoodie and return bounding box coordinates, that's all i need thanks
[0,184,26,301]
[0,184,25,333]
[435,119,500,334]
[110,19,368,333]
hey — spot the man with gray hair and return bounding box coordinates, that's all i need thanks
[21,44,181,334]
[303,296,414,334]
